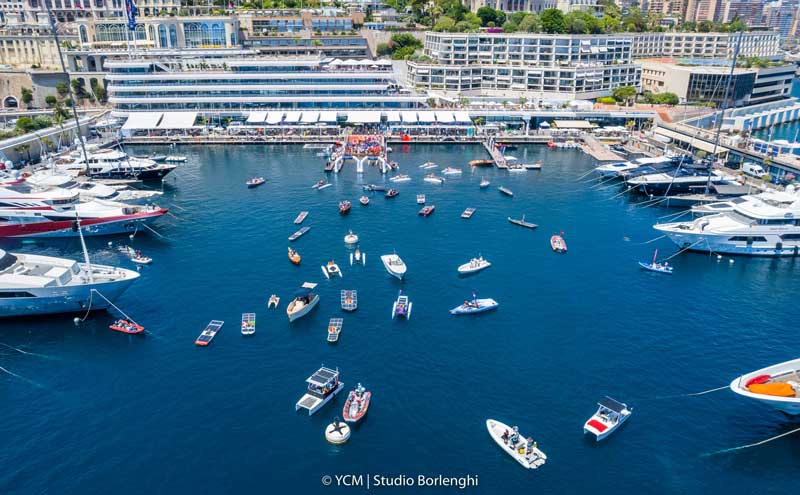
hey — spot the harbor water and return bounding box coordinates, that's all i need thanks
[1,143,798,494]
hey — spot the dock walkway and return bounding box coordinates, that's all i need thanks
[483,138,508,169]
[580,135,625,162]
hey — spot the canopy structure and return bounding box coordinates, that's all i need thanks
[122,112,163,130]
[598,397,627,414]
[453,111,472,124]
[347,111,382,124]
[400,111,418,123]
[386,111,402,123]
[158,112,198,129]
[246,111,268,124]
[318,111,338,123]
[435,111,455,124]
[552,120,596,129]
[265,111,284,124]
[283,111,302,124]
[539,121,551,128]
[416,111,436,123]
[300,111,319,124]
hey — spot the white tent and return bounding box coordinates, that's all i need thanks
[416,111,436,123]
[386,111,402,123]
[265,112,284,124]
[347,111,382,124]
[122,112,163,130]
[246,111,268,124]
[158,112,197,129]
[400,111,418,123]
[453,111,472,123]
[318,111,338,123]
[283,111,302,124]
[300,111,319,124]
[435,111,455,124]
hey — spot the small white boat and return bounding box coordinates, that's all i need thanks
[287,283,319,322]
[311,180,327,189]
[321,260,343,279]
[296,366,343,415]
[424,174,445,185]
[247,177,266,188]
[442,167,462,175]
[480,178,490,188]
[164,155,187,163]
[419,162,438,169]
[390,174,411,183]
[241,313,256,336]
[583,397,632,441]
[350,248,366,266]
[508,164,527,173]
[380,253,406,280]
[318,183,333,190]
[131,253,152,265]
[486,419,546,469]
[457,256,491,275]
[450,295,498,315]
[461,208,475,219]
[268,294,280,309]
[417,194,426,205]
[344,230,359,245]
[391,290,412,319]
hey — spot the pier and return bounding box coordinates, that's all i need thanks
[483,138,508,169]
[580,135,625,162]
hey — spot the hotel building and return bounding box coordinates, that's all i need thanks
[630,31,782,60]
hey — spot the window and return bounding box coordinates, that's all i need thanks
[79,25,88,44]
[158,25,167,48]
[169,25,177,47]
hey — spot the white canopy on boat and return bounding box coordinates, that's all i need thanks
[318,111,338,123]
[122,112,163,130]
[453,111,472,123]
[400,111,418,123]
[246,111,268,124]
[435,111,455,123]
[386,111,402,122]
[300,111,319,124]
[416,111,436,123]
[347,111,382,124]
[265,111,284,124]
[283,111,302,123]
[158,112,198,129]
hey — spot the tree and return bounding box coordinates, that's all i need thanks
[21,87,33,107]
[596,96,617,104]
[390,33,422,50]
[56,81,69,97]
[518,14,541,33]
[377,43,392,56]
[392,46,416,59]
[45,95,57,107]
[433,16,456,32]
[697,20,713,32]
[15,117,36,133]
[476,6,505,27]
[540,9,566,34]
[612,86,637,106]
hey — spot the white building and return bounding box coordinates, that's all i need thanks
[631,31,782,59]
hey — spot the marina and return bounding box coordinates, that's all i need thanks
[3,142,799,494]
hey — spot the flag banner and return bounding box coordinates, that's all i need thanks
[126,0,138,31]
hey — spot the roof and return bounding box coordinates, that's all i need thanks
[300,111,319,124]
[347,111,381,124]
[265,111,284,124]
[386,111,402,122]
[157,112,197,129]
[599,397,627,413]
[453,111,472,123]
[553,119,596,129]
[318,111,338,123]
[122,112,162,130]
[246,111,268,124]
[400,111,418,123]
[307,367,339,386]
[283,111,302,123]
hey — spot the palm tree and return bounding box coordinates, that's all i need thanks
[52,101,70,147]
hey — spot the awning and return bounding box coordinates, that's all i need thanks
[539,121,551,128]
[453,111,472,123]
[300,111,319,124]
[122,112,163,130]
[265,111,284,124]
[246,111,268,124]
[417,111,436,123]
[318,111,338,123]
[158,112,197,129]
[552,120,595,129]
[400,111,418,123]
[283,111,302,123]
[435,111,455,123]
[386,111,402,123]
[347,111,382,124]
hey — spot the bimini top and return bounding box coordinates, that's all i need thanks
[0,249,18,271]
[307,367,339,387]
[599,397,627,413]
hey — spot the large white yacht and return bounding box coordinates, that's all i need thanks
[24,171,163,203]
[730,358,800,415]
[54,149,177,180]
[0,247,139,317]
[654,195,800,256]
[691,186,800,216]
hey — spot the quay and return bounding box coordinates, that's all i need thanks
[580,135,625,162]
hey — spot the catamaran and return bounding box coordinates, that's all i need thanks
[286,282,319,322]
[583,397,632,441]
[350,248,365,266]
[381,253,406,280]
[457,256,491,275]
[391,290,412,319]
[321,260,343,279]
[295,366,344,416]
[729,358,800,414]
[241,313,256,335]
[486,419,546,469]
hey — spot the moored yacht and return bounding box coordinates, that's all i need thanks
[54,149,177,180]
[286,282,319,321]
[654,195,800,256]
[628,169,736,196]
[729,358,800,414]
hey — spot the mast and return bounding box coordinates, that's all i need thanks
[75,214,94,284]
[44,4,90,176]
[706,30,744,193]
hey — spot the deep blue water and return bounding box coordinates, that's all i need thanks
[1,143,799,494]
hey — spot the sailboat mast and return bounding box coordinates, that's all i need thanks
[75,215,94,284]
[706,30,744,192]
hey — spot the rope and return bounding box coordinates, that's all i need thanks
[0,365,46,389]
[658,209,692,220]
[609,185,637,200]
[635,385,728,402]
[142,223,168,240]
[590,175,621,188]
[79,289,93,322]
[703,427,800,457]
[638,197,669,210]
[576,168,597,180]
[634,235,666,245]
[0,343,54,359]
[90,289,139,326]
[660,238,706,262]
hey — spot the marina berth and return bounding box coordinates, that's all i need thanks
[730,358,800,414]
[486,419,546,469]
[287,283,319,322]
[583,397,632,441]
[296,366,344,416]
[195,320,224,347]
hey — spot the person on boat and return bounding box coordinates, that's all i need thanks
[136,251,142,258]
[502,429,510,442]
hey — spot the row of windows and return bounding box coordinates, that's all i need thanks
[113,78,393,86]
[113,89,395,97]
[117,101,418,110]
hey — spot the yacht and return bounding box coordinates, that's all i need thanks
[24,171,163,203]
[54,149,177,180]
[690,186,800,216]
[729,358,800,414]
[0,230,139,317]
[381,253,406,280]
[286,282,319,321]
[295,366,344,416]
[627,169,736,196]
[594,155,682,178]
[654,195,800,256]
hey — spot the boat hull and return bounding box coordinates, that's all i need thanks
[287,295,319,322]
[450,299,498,315]
[657,228,800,257]
[0,275,138,318]
[583,412,630,441]
[486,419,546,469]
[0,209,167,238]
[730,359,800,414]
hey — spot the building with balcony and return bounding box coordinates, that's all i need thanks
[406,32,641,100]
[631,31,782,60]
[75,15,239,50]
[105,54,423,116]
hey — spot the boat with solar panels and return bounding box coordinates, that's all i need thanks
[583,397,632,441]
[195,320,224,347]
[295,366,344,416]
[341,290,357,311]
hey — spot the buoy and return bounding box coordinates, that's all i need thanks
[325,417,351,445]
[716,254,722,260]
[729,259,735,264]
[107,241,112,246]
[73,317,80,325]
[129,234,134,240]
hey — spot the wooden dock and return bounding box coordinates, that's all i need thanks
[483,138,508,169]
[580,136,625,162]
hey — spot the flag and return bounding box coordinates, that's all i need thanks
[76,0,83,9]
[125,0,137,31]
[229,0,234,8]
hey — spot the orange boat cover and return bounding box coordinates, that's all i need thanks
[747,382,796,397]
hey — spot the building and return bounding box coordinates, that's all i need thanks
[631,31,781,59]
[640,58,794,106]
[763,0,799,39]
[406,32,641,100]
[718,0,764,24]
[105,54,423,116]
[0,21,74,69]
[1,0,183,23]
[464,0,558,13]
[684,0,722,22]
[639,0,685,18]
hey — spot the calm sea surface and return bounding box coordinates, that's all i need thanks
[1,143,798,494]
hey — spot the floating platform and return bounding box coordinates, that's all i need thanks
[294,211,309,224]
[341,290,358,312]
[327,318,343,343]
[195,320,224,346]
[241,313,256,335]
[461,207,475,219]
[289,226,310,241]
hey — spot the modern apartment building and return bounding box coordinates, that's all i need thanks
[718,0,764,24]
[464,0,557,13]
[1,0,182,23]
[105,54,423,116]
[684,0,722,22]
[407,32,641,99]
[631,31,781,59]
[75,15,240,50]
